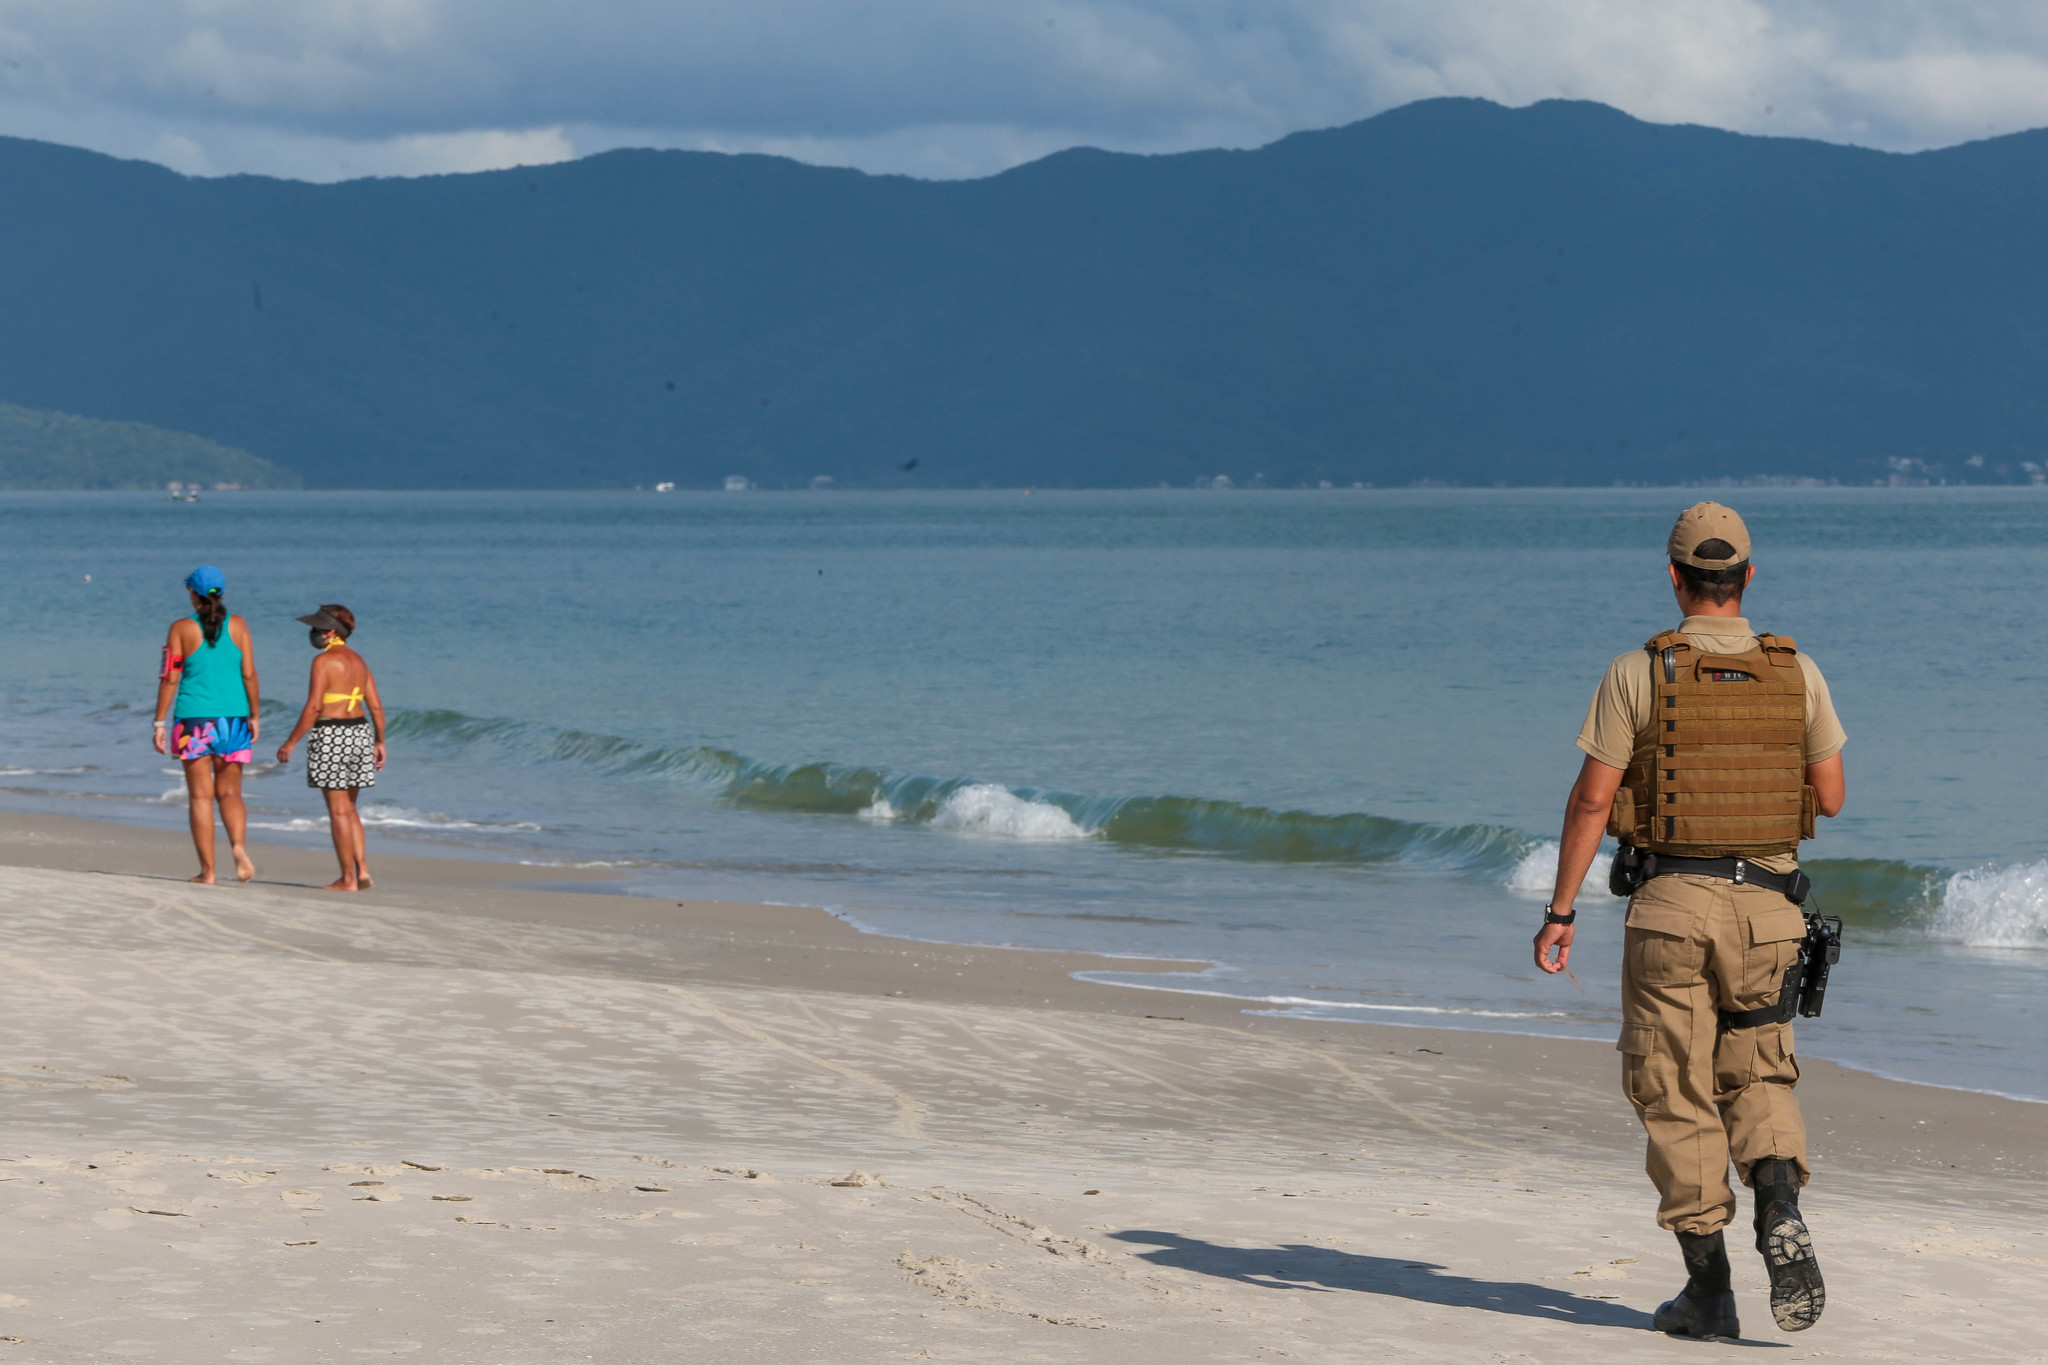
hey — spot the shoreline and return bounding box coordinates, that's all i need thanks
[3,807,2043,1179]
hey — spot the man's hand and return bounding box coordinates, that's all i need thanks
[374,741,387,770]
[1534,920,1575,973]
[1535,757,1622,977]
[275,744,293,765]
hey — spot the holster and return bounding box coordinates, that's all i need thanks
[1608,844,1645,898]
[1720,909,1845,1029]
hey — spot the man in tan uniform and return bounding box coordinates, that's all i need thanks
[1533,502,1846,1340]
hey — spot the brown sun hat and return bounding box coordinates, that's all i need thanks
[1667,502,1751,568]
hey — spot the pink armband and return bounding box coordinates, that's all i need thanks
[160,647,184,682]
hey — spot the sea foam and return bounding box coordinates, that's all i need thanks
[1505,839,1611,897]
[1932,861,2048,947]
[358,804,542,832]
[255,805,541,834]
[930,783,1091,840]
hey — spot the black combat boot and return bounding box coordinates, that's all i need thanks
[1652,1229,1740,1340]
[1751,1157,1825,1331]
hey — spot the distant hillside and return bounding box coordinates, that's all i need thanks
[0,401,299,490]
[0,99,2045,488]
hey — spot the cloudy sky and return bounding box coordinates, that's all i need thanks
[2,0,2045,182]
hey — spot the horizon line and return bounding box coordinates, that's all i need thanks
[6,96,2045,190]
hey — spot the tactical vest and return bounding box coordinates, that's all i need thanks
[1608,629,1816,858]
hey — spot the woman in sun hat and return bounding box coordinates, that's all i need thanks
[275,604,386,891]
[151,565,260,883]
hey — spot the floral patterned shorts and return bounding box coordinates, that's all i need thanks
[171,716,253,763]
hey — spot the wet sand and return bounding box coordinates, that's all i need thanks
[0,811,2042,1362]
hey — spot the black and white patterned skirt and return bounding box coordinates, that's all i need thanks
[305,717,377,790]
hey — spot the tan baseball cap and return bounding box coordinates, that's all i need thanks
[1667,502,1751,568]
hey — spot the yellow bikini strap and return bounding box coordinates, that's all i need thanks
[323,686,365,715]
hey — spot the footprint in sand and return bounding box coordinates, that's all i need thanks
[1572,1262,1633,1281]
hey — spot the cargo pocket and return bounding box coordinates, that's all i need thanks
[1618,1023,1661,1114]
[1750,1018,1801,1089]
[1624,887,1705,987]
[1800,785,1818,840]
[1737,904,1807,1007]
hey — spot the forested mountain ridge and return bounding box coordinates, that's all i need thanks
[1,98,2044,488]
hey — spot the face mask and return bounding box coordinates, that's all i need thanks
[309,628,331,649]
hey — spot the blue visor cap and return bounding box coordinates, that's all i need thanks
[185,565,226,597]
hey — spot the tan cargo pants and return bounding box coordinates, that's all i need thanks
[1618,872,1811,1234]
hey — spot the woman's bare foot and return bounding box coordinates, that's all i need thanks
[232,848,256,882]
[356,874,373,890]
[190,871,216,885]
[325,877,360,892]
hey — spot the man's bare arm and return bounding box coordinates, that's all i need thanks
[1533,756,1625,974]
[1806,753,1845,818]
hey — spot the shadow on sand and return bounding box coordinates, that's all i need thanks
[1109,1229,1656,1331]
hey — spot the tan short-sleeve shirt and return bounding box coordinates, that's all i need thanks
[1576,616,1848,772]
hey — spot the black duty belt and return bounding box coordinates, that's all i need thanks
[1640,853,1810,906]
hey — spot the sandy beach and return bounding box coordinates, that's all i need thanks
[0,811,2042,1363]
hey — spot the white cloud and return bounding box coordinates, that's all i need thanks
[372,125,576,176]
[1,0,2046,181]
[0,89,574,178]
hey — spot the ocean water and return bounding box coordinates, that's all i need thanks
[2,487,2044,1100]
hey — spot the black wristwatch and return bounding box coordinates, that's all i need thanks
[1543,905,1576,926]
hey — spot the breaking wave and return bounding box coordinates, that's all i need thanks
[1504,841,1611,897]
[375,707,2035,941]
[1929,861,2048,948]
[929,784,1090,840]
[383,707,1541,870]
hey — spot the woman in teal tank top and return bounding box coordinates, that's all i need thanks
[151,566,262,884]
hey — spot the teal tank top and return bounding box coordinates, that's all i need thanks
[174,615,250,719]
